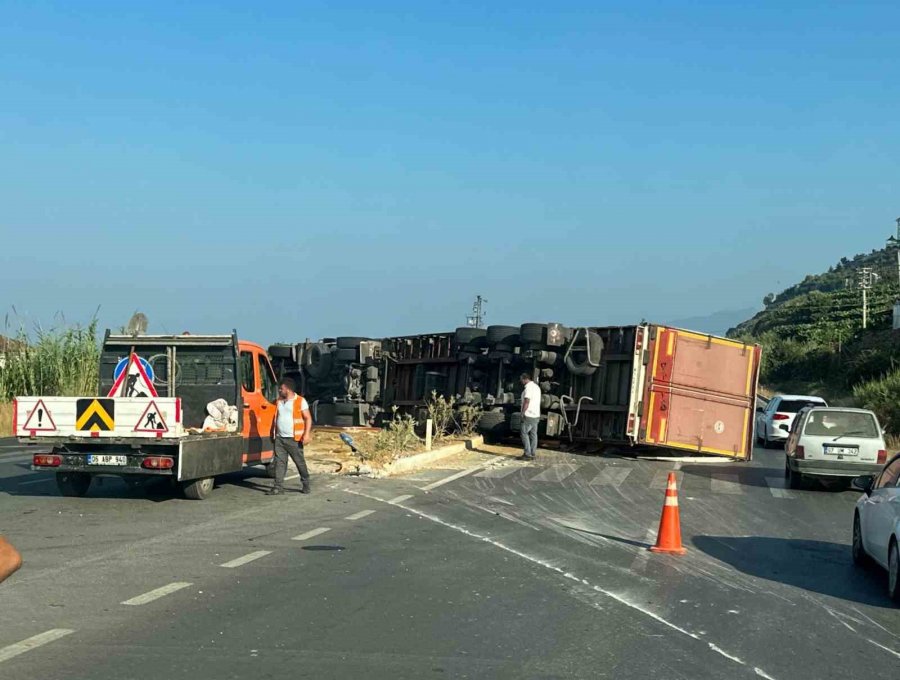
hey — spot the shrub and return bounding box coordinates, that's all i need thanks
[426,391,456,443]
[853,369,900,436]
[457,404,483,437]
[366,407,422,462]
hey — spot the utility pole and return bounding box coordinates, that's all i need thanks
[859,267,874,329]
[466,295,487,329]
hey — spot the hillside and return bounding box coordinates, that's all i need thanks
[727,244,900,435]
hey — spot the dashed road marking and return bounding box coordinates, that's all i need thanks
[475,465,521,479]
[530,464,580,483]
[765,477,798,499]
[284,474,300,481]
[589,468,632,486]
[0,629,74,664]
[629,528,659,573]
[345,510,376,521]
[121,582,192,606]
[651,470,684,490]
[710,474,743,495]
[292,527,331,541]
[388,494,414,504]
[220,550,272,568]
[420,466,483,491]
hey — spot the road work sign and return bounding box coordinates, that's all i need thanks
[133,400,170,434]
[108,354,158,398]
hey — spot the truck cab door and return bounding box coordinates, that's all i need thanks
[239,349,275,464]
[256,352,278,463]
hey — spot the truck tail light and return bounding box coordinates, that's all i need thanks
[877,450,887,465]
[795,446,805,460]
[773,414,790,421]
[142,456,174,470]
[34,454,62,467]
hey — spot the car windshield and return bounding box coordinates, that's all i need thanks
[779,399,824,413]
[803,411,879,438]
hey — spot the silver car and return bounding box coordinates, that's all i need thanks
[784,407,887,489]
[852,453,900,603]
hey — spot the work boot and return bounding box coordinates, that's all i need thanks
[266,486,284,496]
[300,481,311,495]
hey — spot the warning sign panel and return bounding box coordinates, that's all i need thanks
[76,398,115,432]
[108,354,158,398]
[133,401,169,434]
[22,399,57,432]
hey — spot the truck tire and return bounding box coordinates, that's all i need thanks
[334,348,358,363]
[565,330,603,376]
[305,344,333,379]
[334,415,355,427]
[454,327,487,345]
[335,402,357,416]
[269,344,294,359]
[182,477,215,500]
[56,472,91,497]
[478,408,509,440]
[336,337,369,349]
[486,325,519,346]
[519,323,549,345]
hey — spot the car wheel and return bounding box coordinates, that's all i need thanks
[852,512,869,567]
[889,540,900,603]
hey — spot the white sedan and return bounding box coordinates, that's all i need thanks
[853,453,900,603]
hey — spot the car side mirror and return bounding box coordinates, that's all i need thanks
[851,475,875,494]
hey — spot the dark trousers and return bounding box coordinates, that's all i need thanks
[273,436,310,488]
[521,416,540,458]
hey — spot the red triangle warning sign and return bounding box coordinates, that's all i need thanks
[22,399,57,432]
[108,353,158,398]
[133,400,169,433]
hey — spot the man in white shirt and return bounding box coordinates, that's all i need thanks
[519,372,542,461]
[267,377,314,496]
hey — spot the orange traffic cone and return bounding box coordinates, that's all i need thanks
[649,472,687,555]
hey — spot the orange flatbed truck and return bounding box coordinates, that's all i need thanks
[15,332,282,499]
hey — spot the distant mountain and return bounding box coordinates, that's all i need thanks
[666,308,759,337]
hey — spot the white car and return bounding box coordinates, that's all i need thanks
[756,394,827,448]
[784,407,888,489]
[852,453,900,603]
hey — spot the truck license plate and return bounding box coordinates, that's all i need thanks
[823,446,857,457]
[87,454,128,466]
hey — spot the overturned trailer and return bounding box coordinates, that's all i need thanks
[269,322,761,460]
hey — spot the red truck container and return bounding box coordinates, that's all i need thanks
[562,324,761,460]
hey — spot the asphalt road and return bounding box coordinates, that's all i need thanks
[0,439,898,679]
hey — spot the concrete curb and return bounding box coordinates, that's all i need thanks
[381,436,484,476]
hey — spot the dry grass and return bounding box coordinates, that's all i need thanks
[0,402,13,437]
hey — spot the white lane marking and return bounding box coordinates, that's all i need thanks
[388,494,413,504]
[765,477,797,499]
[530,464,579,483]
[291,527,330,541]
[475,465,520,479]
[710,474,743,495]
[342,485,774,677]
[219,550,272,568]
[0,629,74,664]
[650,470,684,489]
[868,639,900,660]
[419,466,482,491]
[18,477,53,486]
[589,468,632,487]
[284,474,299,481]
[755,669,778,680]
[121,582,192,606]
[345,510,376,521]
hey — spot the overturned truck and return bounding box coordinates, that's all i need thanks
[270,322,761,460]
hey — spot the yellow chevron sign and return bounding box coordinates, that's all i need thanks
[75,399,115,431]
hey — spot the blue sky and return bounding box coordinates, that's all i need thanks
[1,1,898,342]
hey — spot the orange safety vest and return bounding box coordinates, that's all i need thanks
[275,396,308,441]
